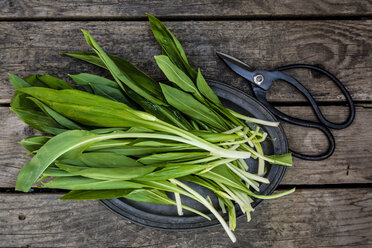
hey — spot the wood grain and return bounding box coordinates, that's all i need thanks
[0,188,371,247]
[1,20,371,103]
[0,0,371,19]
[0,104,371,187]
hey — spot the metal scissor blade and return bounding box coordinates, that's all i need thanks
[216,51,256,83]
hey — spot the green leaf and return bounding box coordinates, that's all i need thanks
[69,73,135,107]
[43,176,145,190]
[9,73,31,89]
[160,83,227,130]
[19,136,50,152]
[90,145,197,156]
[23,74,47,87]
[147,14,197,80]
[266,153,292,166]
[79,152,141,167]
[63,52,163,99]
[196,69,222,106]
[10,92,67,135]
[190,131,241,143]
[124,86,193,130]
[16,87,151,129]
[15,130,101,192]
[138,152,209,165]
[36,74,73,89]
[60,189,134,200]
[137,163,209,181]
[27,97,83,130]
[43,167,75,177]
[154,55,196,93]
[80,30,166,106]
[56,163,156,180]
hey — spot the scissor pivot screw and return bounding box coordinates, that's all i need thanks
[254,74,264,85]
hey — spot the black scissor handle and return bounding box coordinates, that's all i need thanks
[276,64,355,129]
[253,87,335,160]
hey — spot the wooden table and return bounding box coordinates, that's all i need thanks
[1,1,371,247]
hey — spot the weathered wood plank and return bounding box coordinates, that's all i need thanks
[0,188,371,247]
[1,0,372,18]
[1,104,371,187]
[1,20,371,103]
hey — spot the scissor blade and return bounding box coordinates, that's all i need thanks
[216,51,256,82]
[216,51,254,71]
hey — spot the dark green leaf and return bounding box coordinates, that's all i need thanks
[138,163,209,181]
[43,176,145,190]
[155,55,196,93]
[56,163,156,180]
[10,92,67,135]
[19,136,50,152]
[266,153,292,166]
[160,83,227,130]
[80,31,166,106]
[36,74,73,89]
[27,97,83,130]
[9,73,31,89]
[60,189,134,200]
[15,130,100,192]
[196,69,222,106]
[79,152,141,167]
[43,167,75,177]
[147,14,197,80]
[138,152,209,165]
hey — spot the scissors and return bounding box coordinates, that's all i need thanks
[216,51,355,161]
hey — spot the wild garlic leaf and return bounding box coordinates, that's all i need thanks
[10,92,67,135]
[80,30,166,106]
[147,14,197,80]
[56,163,156,181]
[90,145,197,156]
[266,153,293,166]
[16,87,147,128]
[9,74,32,89]
[19,136,50,152]
[124,86,193,130]
[196,69,222,106]
[27,97,83,130]
[63,52,163,99]
[138,152,209,165]
[137,163,210,181]
[79,152,141,167]
[43,176,145,190]
[36,74,73,89]
[160,83,227,130]
[15,130,102,192]
[155,55,196,93]
[43,167,75,177]
[60,189,135,200]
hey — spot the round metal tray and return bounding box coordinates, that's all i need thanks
[101,80,288,230]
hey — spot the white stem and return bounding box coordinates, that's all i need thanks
[169,179,237,243]
[174,192,183,216]
[226,163,260,192]
[228,109,279,127]
[223,126,243,134]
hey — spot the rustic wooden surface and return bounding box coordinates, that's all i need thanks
[1,0,372,19]
[1,1,371,247]
[1,188,371,248]
[0,20,371,103]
